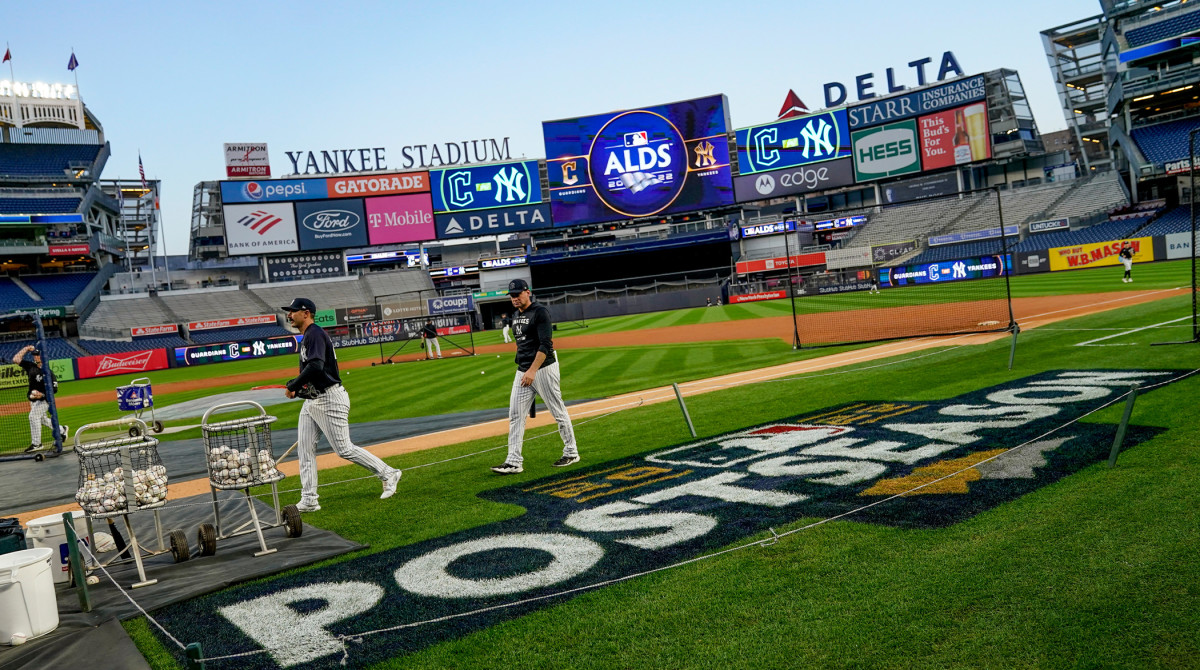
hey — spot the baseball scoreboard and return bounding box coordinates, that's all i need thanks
[218,72,1002,256]
[542,95,736,226]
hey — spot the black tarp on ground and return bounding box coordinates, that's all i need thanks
[0,494,365,670]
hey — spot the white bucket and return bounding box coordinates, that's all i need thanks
[24,511,88,585]
[0,547,59,644]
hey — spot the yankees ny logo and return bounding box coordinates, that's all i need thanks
[694,140,716,168]
[800,118,834,159]
[493,167,526,203]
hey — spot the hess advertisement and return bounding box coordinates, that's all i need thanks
[919,103,990,170]
[543,94,735,226]
[879,255,1009,287]
[852,119,920,182]
[735,108,851,175]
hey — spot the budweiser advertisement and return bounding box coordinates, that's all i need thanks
[76,349,169,379]
[131,324,178,337]
[187,315,277,331]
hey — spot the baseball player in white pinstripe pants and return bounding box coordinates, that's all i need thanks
[283,298,401,512]
[492,279,578,474]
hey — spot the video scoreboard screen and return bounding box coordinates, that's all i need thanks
[543,94,735,226]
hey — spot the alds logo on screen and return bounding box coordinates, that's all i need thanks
[588,110,688,217]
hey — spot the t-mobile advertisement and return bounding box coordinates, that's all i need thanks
[364,193,436,245]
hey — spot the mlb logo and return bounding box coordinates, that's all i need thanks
[624,131,648,147]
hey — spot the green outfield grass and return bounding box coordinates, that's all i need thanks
[125,293,1200,669]
[46,259,1196,447]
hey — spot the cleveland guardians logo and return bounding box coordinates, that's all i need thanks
[587,110,688,217]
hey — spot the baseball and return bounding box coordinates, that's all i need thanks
[86,575,100,585]
[481,370,485,374]
[10,633,26,646]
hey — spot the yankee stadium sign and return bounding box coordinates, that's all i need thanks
[284,138,513,174]
[151,370,1177,669]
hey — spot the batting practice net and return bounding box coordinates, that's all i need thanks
[373,290,477,364]
[740,186,1017,347]
[0,314,61,460]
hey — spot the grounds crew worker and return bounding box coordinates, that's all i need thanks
[282,298,402,511]
[12,345,66,452]
[491,279,579,474]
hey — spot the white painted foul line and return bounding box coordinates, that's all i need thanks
[1075,315,1194,347]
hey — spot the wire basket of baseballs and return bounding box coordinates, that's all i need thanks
[201,413,283,490]
[75,433,169,518]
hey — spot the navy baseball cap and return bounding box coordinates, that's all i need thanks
[281,297,316,313]
[507,279,529,296]
[30,348,41,356]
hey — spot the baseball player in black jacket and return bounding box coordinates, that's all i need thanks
[492,279,579,474]
[12,344,66,452]
[282,298,401,511]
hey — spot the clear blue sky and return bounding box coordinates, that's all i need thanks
[6,0,1101,255]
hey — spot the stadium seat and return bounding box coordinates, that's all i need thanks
[1125,9,1200,48]
[0,143,102,179]
[1131,117,1200,165]
[188,325,293,344]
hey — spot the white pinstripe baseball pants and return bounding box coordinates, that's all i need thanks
[27,400,53,446]
[505,361,577,467]
[296,385,392,503]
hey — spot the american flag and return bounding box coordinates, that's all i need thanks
[138,153,146,189]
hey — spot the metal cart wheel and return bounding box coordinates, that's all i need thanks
[128,425,142,437]
[153,421,164,434]
[198,523,218,557]
[169,529,190,563]
[33,453,44,462]
[282,504,303,538]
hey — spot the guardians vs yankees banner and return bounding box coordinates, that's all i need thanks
[153,370,1177,668]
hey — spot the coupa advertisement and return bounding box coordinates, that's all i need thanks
[1048,238,1153,272]
[174,336,301,367]
[148,369,1178,669]
[543,94,735,226]
[880,255,1009,287]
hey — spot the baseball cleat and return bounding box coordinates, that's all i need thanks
[380,469,402,499]
[491,462,523,475]
[296,500,321,512]
[553,455,581,467]
[23,444,39,453]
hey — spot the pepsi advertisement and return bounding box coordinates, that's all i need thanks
[879,255,1010,288]
[735,108,851,175]
[430,160,542,213]
[543,94,735,226]
[220,178,328,203]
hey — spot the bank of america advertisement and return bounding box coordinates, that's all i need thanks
[543,94,735,226]
[735,108,851,175]
[430,161,542,213]
[222,202,300,255]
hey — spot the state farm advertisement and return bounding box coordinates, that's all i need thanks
[365,193,436,245]
[187,315,277,331]
[919,102,991,171]
[131,324,178,337]
[1049,237,1153,272]
[76,349,169,379]
[327,172,428,198]
[730,290,787,303]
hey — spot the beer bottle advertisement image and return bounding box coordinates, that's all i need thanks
[919,103,992,171]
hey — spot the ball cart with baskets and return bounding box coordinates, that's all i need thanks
[196,400,302,559]
[72,417,189,588]
[116,377,164,435]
